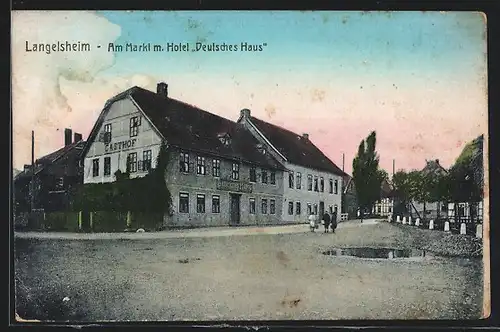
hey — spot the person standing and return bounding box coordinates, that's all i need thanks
[308,213,317,232]
[331,210,338,233]
[323,212,331,233]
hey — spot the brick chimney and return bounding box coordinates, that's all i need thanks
[64,128,72,146]
[302,133,309,140]
[157,82,168,98]
[435,159,440,165]
[74,132,83,143]
[240,108,251,118]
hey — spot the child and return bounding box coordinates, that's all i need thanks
[308,213,317,232]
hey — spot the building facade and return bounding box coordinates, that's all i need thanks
[82,83,286,227]
[238,109,345,223]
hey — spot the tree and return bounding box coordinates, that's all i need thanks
[352,131,384,222]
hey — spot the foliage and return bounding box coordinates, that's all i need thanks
[43,212,79,231]
[352,131,384,219]
[71,143,173,215]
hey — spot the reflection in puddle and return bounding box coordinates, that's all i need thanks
[322,247,431,259]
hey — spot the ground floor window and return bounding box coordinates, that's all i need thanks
[104,157,111,176]
[261,199,268,214]
[179,193,189,213]
[313,204,318,215]
[296,202,301,215]
[212,195,220,213]
[270,199,276,215]
[249,198,256,214]
[329,205,333,214]
[307,203,312,215]
[197,194,206,213]
[288,202,294,215]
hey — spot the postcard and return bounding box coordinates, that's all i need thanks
[11,10,489,322]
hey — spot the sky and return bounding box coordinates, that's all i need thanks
[11,11,487,175]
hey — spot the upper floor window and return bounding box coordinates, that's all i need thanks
[289,171,294,189]
[314,176,319,192]
[262,169,268,184]
[143,150,152,172]
[296,172,302,189]
[197,156,206,175]
[55,177,64,190]
[250,166,257,182]
[130,116,140,137]
[270,170,276,185]
[212,159,220,177]
[334,179,339,194]
[307,175,313,191]
[179,152,189,173]
[320,177,325,192]
[92,158,99,177]
[104,123,112,143]
[104,156,111,176]
[329,179,334,194]
[232,163,239,180]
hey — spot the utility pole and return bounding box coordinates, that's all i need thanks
[342,153,345,173]
[392,159,395,178]
[30,130,35,212]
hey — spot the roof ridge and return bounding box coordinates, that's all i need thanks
[251,116,303,138]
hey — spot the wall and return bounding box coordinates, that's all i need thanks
[84,97,163,184]
[163,148,285,227]
[282,163,343,223]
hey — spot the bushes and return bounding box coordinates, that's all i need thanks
[44,212,79,232]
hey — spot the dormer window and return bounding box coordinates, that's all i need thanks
[256,143,267,155]
[218,133,231,146]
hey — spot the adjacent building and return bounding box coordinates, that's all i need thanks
[237,110,345,223]
[81,83,286,227]
[14,129,85,218]
[372,178,394,217]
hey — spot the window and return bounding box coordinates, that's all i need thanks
[143,150,152,172]
[262,169,268,184]
[250,166,257,182]
[270,170,276,185]
[314,204,318,215]
[129,116,140,137]
[104,156,111,176]
[232,163,239,180]
[55,177,64,190]
[329,206,333,214]
[307,203,312,215]
[320,177,324,192]
[334,180,339,194]
[212,159,220,177]
[388,206,392,213]
[92,158,99,177]
[289,171,294,188]
[314,176,319,192]
[377,206,381,214]
[179,193,189,213]
[270,199,276,214]
[249,198,256,214]
[296,172,302,189]
[180,152,189,173]
[329,179,333,194]
[127,152,137,173]
[197,194,206,213]
[307,175,313,191]
[288,202,294,215]
[212,195,220,213]
[104,123,112,142]
[296,202,301,215]
[261,199,268,214]
[197,156,206,175]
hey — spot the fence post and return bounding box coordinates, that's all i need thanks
[415,218,420,227]
[396,215,401,223]
[444,221,450,232]
[476,224,483,239]
[408,217,412,226]
[127,211,132,228]
[402,216,407,225]
[460,223,466,235]
[78,211,82,231]
[89,212,94,232]
[429,219,434,230]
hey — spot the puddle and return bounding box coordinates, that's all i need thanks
[322,247,431,259]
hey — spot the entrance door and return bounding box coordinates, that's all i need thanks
[230,194,241,225]
[319,201,325,218]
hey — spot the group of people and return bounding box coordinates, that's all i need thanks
[308,211,338,233]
